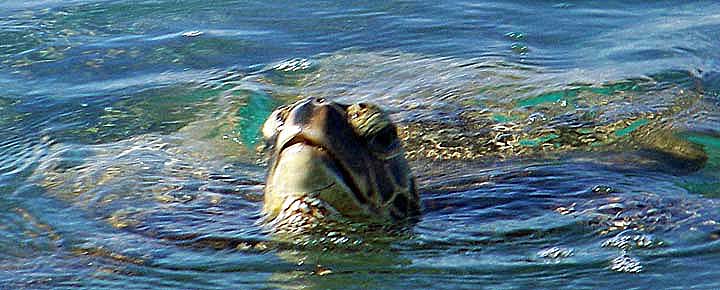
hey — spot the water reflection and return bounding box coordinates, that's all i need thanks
[1,0,720,287]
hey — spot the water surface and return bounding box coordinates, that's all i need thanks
[1,1,720,289]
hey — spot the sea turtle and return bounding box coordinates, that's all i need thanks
[255,93,708,236]
[260,97,420,234]
[27,52,717,277]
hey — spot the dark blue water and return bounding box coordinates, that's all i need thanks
[2,1,720,289]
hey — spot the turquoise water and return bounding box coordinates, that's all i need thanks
[2,1,720,289]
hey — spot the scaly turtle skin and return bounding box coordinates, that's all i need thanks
[261,97,420,233]
[258,95,708,234]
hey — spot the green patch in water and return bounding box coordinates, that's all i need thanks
[614,119,649,137]
[681,182,720,198]
[577,128,594,134]
[685,134,720,151]
[519,133,559,147]
[492,113,520,123]
[517,89,577,108]
[684,133,720,169]
[233,90,280,148]
[516,80,645,108]
[676,133,720,197]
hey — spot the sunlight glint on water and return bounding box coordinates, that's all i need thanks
[1,1,720,289]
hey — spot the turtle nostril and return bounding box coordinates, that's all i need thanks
[315,97,326,104]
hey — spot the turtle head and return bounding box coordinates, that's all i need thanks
[261,97,419,223]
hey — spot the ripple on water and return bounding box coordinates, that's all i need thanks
[0,125,52,197]
[0,206,60,260]
[1,0,720,287]
[35,132,266,243]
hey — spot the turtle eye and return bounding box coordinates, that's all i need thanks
[368,125,400,154]
[275,110,285,122]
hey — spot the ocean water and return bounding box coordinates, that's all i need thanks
[1,1,720,289]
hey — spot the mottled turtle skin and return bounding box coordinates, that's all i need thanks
[261,97,420,233]
[259,93,709,234]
